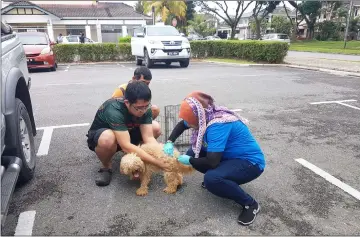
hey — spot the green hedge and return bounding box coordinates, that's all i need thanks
[53,40,289,64]
[190,40,289,63]
[119,36,131,43]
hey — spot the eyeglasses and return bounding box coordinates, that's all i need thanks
[131,103,151,112]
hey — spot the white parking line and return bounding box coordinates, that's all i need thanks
[310,99,357,104]
[37,123,90,131]
[45,83,91,86]
[64,65,70,72]
[310,99,359,111]
[36,128,53,156]
[295,158,360,201]
[14,210,36,236]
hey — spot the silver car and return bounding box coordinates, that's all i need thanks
[262,33,290,45]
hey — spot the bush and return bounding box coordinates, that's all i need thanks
[54,40,289,64]
[190,40,289,63]
[119,36,131,43]
[54,43,134,63]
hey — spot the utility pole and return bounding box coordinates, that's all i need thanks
[152,6,155,25]
[344,0,353,49]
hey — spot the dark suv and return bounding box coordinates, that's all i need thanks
[1,22,37,227]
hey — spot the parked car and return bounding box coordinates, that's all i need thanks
[61,35,97,44]
[205,35,222,40]
[131,25,191,68]
[1,22,37,228]
[261,33,291,44]
[17,31,57,71]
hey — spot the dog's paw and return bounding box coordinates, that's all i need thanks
[163,187,177,194]
[136,188,148,196]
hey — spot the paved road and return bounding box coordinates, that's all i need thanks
[2,62,360,236]
[287,51,360,61]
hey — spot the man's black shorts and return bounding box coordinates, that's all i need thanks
[86,128,142,152]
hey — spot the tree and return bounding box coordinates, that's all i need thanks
[283,1,299,40]
[251,1,280,39]
[196,1,253,39]
[143,1,187,23]
[315,20,341,40]
[188,14,216,37]
[270,15,293,35]
[288,1,322,39]
[249,18,268,37]
[134,1,145,14]
[185,1,195,24]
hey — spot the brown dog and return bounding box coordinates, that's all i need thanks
[120,143,194,196]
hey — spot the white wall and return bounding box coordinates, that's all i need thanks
[2,14,58,23]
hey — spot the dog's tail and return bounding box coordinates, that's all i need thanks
[173,161,194,174]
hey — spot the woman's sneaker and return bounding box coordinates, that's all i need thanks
[238,200,260,226]
[201,182,206,189]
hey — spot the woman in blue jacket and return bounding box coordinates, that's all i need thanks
[163,91,265,226]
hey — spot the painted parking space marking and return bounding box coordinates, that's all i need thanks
[310,99,360,111]
[36,127,53,156]
[14,210,36,236]
[36,123,90,131]
[295,158,360,201]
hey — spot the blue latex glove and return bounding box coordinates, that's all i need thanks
[178,155,191,165]
[163,141,174,156]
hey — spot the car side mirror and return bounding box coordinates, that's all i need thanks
[136,32,144,38]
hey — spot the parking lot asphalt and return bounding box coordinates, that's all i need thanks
[2,62,360,236]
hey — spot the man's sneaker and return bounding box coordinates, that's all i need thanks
[95,168,112,186]
[238,201,260,226]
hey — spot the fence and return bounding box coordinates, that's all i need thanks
[155,104,192,153]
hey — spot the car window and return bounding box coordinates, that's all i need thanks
[277,34,289,39]
[147,26,180,36]
[67,36,78,42]
[18,34,48,45]
[133,27,143,37]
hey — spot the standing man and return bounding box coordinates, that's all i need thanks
[112,66,161,138]
[79,32,85,44]
[86,81,171,186]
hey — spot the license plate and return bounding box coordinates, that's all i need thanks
[168,52,179,56]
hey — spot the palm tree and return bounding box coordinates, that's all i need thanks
[143,1,187,23]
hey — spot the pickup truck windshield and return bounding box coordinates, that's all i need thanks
[147,27,180,36]
[18,34,48,45]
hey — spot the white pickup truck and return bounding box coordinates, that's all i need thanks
[131,25,191,68]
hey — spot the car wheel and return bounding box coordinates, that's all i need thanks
[14,98,36,184]
[136,57,143,66]
[179,59,190,68]
[50,64,57,71]
[144,49,153,68]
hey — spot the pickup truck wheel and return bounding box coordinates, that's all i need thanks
[179,59,190,68]
[144,49,153,68]
[136,57,143,66]
[14,98,36,184]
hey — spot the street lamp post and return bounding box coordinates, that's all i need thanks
[344,0,353,49]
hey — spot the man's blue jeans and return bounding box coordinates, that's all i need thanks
[186,148,263,206]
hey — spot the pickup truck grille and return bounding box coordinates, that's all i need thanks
[161,41,182,46]
[162,49,183,53]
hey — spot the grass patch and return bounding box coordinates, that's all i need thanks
[290,40,360,55]
[204,57,256,64]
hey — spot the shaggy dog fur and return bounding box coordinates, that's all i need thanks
[120,143,194,196]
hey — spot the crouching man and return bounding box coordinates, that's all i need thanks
[111,66,161,138]
[86,81,171,186]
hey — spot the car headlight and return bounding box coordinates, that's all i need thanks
[182,40,190,47]
[40,47,52,55]
[148,39,162,44]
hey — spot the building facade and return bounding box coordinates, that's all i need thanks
[1,0,152,42]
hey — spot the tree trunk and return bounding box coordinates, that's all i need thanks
[292,25,297,41]
[231,25,237,39]
[255,17,261,39]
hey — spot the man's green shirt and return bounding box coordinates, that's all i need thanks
[89,98,152,132]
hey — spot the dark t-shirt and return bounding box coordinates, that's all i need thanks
[89,98,152,132]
